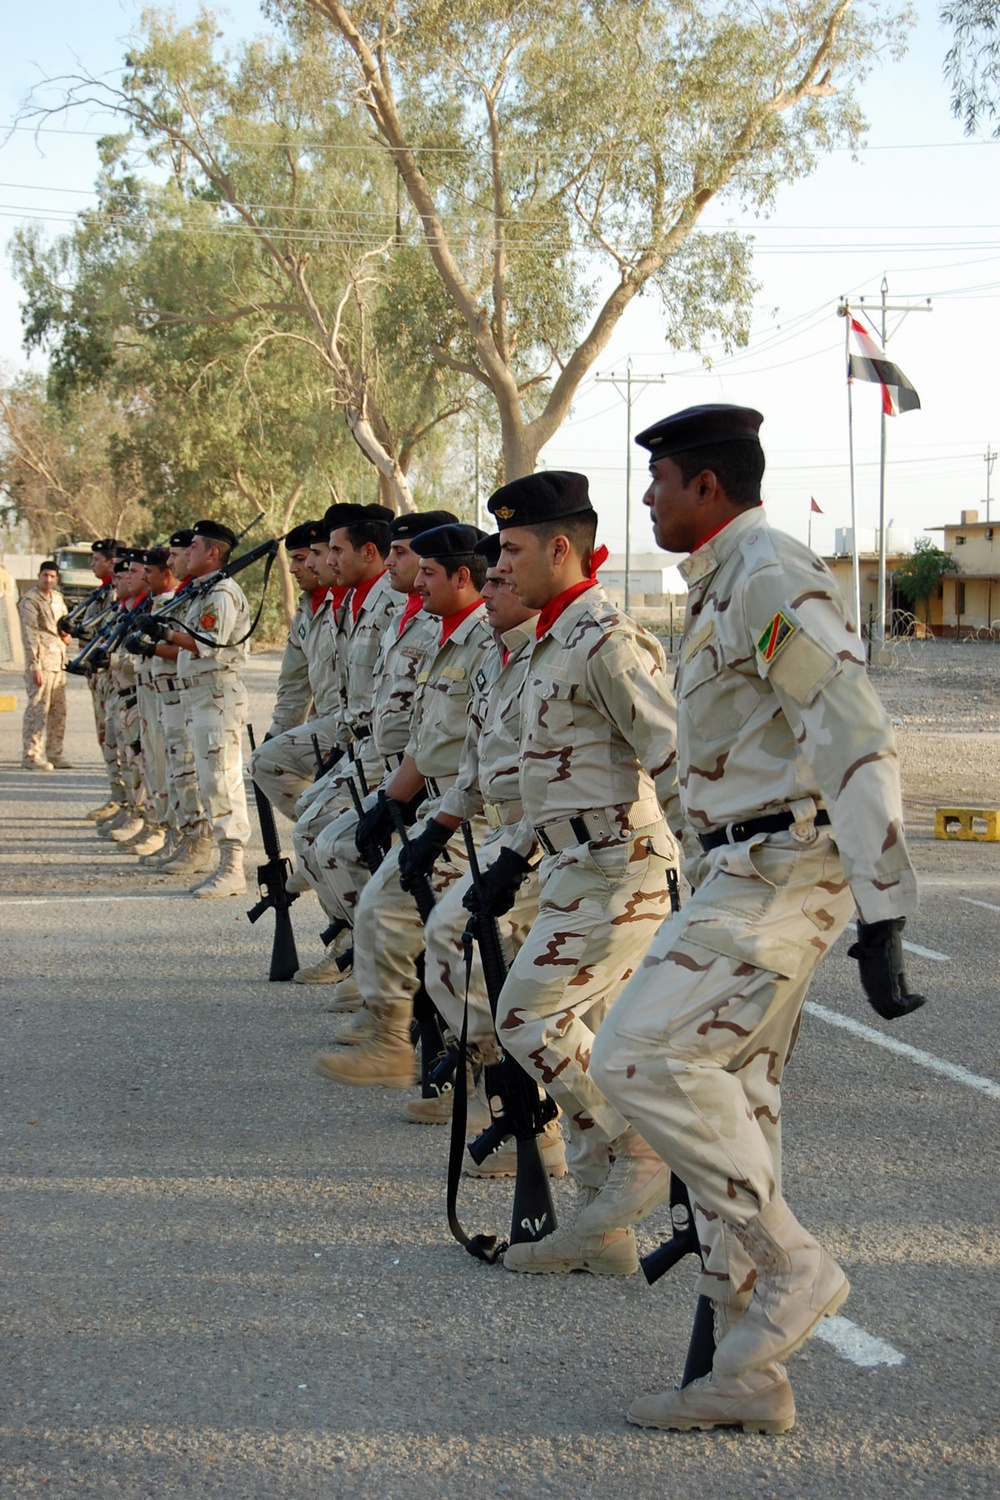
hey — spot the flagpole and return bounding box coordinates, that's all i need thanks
[808,500,813,552]
[839,301,863,638]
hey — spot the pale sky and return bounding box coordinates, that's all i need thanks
[2,3,997,559]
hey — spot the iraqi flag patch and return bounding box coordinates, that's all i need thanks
[756,611,795,663]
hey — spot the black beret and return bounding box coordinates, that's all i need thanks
[168,528,195,549]
[113,558,130,574]
[487,471,594,529]
[389,508,460,541]
[323,502,394,533]
[192,518,238,548]
[91,538,120,556]
[474,532,502,567]
[408,523,487,560]
[284,519,326,550]
[635,404,764,458]
[120,547,146,565]
[143,546,169,568]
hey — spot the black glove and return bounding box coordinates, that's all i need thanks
[463,847,532,919]
[124,631,156,659]
[87,647,109,672]
[398,819,452,892]
[355,791,396,860]
[56,613,72,633]
[132,612,167,642]
[847,917,926,1021]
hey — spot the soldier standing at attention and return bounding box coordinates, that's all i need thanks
[77,540,121,819]
[475,472,681,1277]
[590,404,921,1435]
[17,561,70,771]
[151,519,251,899]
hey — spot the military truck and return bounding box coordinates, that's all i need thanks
[54,542,98,603]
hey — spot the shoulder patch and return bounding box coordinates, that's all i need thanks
[200,612,217,632]
[756,611,795,664]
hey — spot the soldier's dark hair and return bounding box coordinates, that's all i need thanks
[40,561,59,572]
[438,551,488,590]
[333,518,391,559]
[674,440,765,507]
[523,511,599,567]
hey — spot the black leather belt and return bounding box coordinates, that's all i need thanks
[700,808,830,852]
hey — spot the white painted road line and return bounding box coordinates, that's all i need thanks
[902,941,950,962]
[1,894,189,906]
[958,897,1000,914]
[814,1316,905,1369]
[806,1001,1000,1101]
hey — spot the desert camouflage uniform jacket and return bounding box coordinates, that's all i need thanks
[509,587,680,857]
[370,603,438,766]
[676,506,916,924]
[439,623,533,825]
[176,575,250,681]
[335,571,400,747]
[267,590,312,737]
[404,604,494,795]
[18,585,68,671]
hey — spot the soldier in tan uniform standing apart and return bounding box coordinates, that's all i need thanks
[17,561,69,771]
[590,404,923,1435]
[141,519,251,898]
[472,472,681,1278]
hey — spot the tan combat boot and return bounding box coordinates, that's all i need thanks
[334,1007,376,1047]
[325,974,362,1012]
[626,1365,795,1435]
[711,1195,850,1378]
[502,1221,638,1276]
[294,949,345,985]
[97,807,133,840]
[139,828,177,865]
[87,799,121,822]
[109,813,146,844]
[156,834,215,876]
[404,1064,492,1130]
[191,844,247,899]
[314,1004,415,1089]
[573,1126,671,1233]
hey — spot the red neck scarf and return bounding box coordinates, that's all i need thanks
[399,591,424,633]
[535,544,609,640]
[310,584,330,614]
[350,570,385,623]
[439,599,481,645]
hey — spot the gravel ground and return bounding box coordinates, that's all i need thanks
[1,643,998,1499]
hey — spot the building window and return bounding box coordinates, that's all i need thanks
[955,535,966,545]
[956,582,966,614]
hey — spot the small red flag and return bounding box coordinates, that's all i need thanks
[810,497,823,515]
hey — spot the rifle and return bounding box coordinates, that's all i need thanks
[245,724,300,981]
[385,798,457,1101]
[57,581,113,639]
[446,823,559,1264]
[65,606,134,677]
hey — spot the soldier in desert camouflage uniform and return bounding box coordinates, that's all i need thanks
[467,473,680,1278]
[313,523,494,1090]
[147,520,251,898]
[75,540,122,819]
[102,552,151,846]
[589,404,922,1436]
[291,511,452,990]
[17,561,69,771]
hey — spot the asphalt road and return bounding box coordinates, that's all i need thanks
[1,661,998,1498]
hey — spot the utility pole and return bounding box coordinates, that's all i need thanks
[855,279,932,647]
[985,444,996,526]
[595,361,669,613]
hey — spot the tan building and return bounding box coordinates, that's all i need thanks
[927,511,1000,637]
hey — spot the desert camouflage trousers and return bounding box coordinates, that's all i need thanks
[423,824,540,1044]
[137,678,169,827]
[106,687,145,814]
[291,756,376,890]
[248,711,344,821]
[22,666,66,762]
[497,825,678,1189]
[353,812,490,1023]
[301,792,379,924]
[159,680,205,839]
[590,828,854,1308]
[89,670,126,802]
[182,672,250,848]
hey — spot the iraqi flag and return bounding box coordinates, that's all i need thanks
[848,317,921,416]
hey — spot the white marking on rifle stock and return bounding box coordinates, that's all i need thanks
[521,1215,550,1235]
[814,1316,904,1368]
[806,1002,1000,1101]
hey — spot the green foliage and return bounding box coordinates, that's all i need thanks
[942,1,1000,137]
[895,537,958,621]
